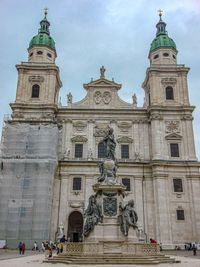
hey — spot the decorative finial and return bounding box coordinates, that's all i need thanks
[100,65,105,79]
[44,7,48,17]
[158,9,163,20]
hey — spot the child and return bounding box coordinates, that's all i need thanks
[22,243,26,255]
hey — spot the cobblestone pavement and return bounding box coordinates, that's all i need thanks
[0,250,200,267]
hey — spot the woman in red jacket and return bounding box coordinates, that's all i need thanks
[22,243,26,255]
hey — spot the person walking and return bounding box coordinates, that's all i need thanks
[22,243,26,255]
[40,241,45,252]
[18,241,23,255]
[192,242,197,256]
[33,241,38,251]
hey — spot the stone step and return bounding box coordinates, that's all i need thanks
[47,253,178,265]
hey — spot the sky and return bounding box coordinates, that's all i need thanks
[0,0,200,158]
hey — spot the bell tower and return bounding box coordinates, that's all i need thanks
[141,12,199,246]
[0,11,61,248]
[142,11,196,161]
[11,9,62,121]
[143,11,190,109]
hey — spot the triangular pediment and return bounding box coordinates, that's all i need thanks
[165,133,182,140]
[84,78,121,90]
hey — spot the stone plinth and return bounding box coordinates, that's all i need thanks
[85,182,138,244]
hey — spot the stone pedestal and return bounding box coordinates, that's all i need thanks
[84,183,139,244]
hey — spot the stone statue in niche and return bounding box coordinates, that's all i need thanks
[88,148,93,160]
[100,65,106,79]
[103,127,116,160]
[132,93,137,106]
[83,195,103,237]
[64,148,70,159]
[118,200,138,236]
[67,92,73,105]
[135,151,141,161]
[57,222,64,238]
[97,127,118,185]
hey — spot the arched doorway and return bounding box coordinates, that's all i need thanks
[67,211,83,242]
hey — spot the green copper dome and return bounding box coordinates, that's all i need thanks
[29,11,56,51]
[150,14,176,53]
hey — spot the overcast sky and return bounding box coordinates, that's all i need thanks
[0,0,200,158]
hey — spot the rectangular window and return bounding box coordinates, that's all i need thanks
[122,178,131,191]
[73,177,82,191]
[98,142,107,158]
[75,144,83,158]
[173,178,183,192]
[177,209,185,220]
[23,178,30,189]
[121,145,129,159]
[20,207,26,217]
[170,143,179,157]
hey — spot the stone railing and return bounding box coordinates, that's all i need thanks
[64,242,160,255]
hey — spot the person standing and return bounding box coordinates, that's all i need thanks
[18,241,23,255]
[33,241,38,251]
[150,238,157,244]
[192,242,197,256]
[22,243,26,255]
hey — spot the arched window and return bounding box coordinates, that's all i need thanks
[166,86,174,100]
[98,142,107,158]
[31,84,40,98]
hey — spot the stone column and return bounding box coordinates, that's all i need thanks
[134,177,144,227]
[153,174,172,245]
[87,120,94,159]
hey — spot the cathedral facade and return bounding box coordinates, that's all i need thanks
[0,12,200,248]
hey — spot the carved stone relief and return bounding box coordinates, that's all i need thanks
[118,122,132,133]
[103,197,117,216]
[103,91,111,104]
[161,77,177,85]
[28,75,44,83]
[181,114,193,121]
[165,120,180,133]
[117,136,133,143]
[149,113,163,120]
[94,91,102,104]
[94,124,109,137]
[93,91,112,104]
[71,135,88,142]
[12,113,24,119]
[73,121,87,132]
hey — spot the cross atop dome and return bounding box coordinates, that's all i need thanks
[158,9,163,20]
[44,7,48,17]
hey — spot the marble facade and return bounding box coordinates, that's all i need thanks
[0,13,200,249]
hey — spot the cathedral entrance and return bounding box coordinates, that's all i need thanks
[67,211,83,242]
